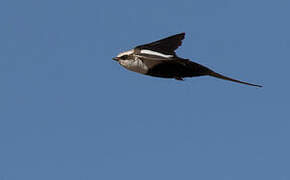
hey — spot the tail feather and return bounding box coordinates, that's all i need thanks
[209,71,262,87]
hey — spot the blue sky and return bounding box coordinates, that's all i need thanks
[0,0,289,179]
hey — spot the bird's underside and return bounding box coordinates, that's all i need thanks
[113,33,262,88]
[145,59,262,87]
[146,59,211,80]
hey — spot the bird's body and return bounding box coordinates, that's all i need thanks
[113,33,262,87]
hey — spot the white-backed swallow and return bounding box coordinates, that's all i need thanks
[113,33,262,87]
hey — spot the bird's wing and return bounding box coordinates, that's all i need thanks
[135,33,185,56]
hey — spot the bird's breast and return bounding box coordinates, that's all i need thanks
[119,59,149,74]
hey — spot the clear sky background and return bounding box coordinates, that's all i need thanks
[0,0,289,179]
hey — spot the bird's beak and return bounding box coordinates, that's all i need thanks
[112,57,119,61]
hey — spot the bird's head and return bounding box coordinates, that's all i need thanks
[112,49,134,62]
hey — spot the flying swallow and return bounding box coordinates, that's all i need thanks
[113,33,262,87]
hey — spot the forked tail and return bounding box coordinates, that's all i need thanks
[209,71,262,87]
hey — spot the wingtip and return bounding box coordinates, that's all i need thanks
[180,32,185,38]
[173,32,185,38]
[175,32,185,43]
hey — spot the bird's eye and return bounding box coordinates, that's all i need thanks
[121,55,128,59]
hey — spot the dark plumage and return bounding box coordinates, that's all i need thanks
[113,33,262,87]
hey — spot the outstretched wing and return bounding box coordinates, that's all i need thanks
[135,33,185,56]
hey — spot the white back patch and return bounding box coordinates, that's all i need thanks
[140,49,173,58]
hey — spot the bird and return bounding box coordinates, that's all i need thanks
[113,33,262,87]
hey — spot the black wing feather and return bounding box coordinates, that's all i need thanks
[135,33,185,56]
